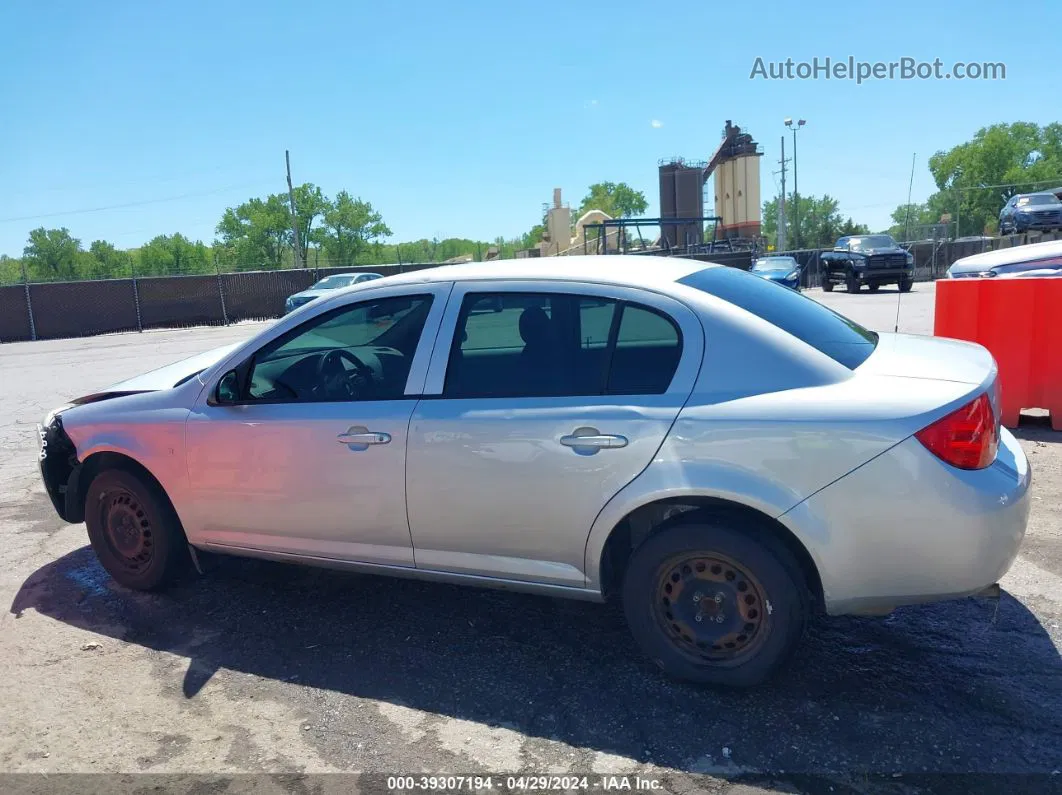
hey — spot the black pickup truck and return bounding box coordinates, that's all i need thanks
[820,234,914,293]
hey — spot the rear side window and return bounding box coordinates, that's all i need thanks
[444,293,682,398]
[678,266,878,369]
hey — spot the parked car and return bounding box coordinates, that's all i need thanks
[946,238,1062,279]
[37,257,1029,687]
[285,272,384,313]
[999,193,1062,235]
[820,234,915,293]
[749,256,801,290]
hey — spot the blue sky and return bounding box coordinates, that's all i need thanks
[1,0,1059,257]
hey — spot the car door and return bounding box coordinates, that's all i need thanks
[405,280,703,588]
[183,282,451,567]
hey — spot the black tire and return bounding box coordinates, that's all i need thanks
[622,517,809,687]
[821,279,834,292]
[84,468,189,591]
[899,278,914,293]
[867,282,880,293]
[845,270,860,293]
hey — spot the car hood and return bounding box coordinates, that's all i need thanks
[1015,205,1062,214]
[289,288,334,302]
[86,341,245,397]
[837,246,904,256]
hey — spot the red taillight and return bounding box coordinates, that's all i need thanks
[915,392,998,470]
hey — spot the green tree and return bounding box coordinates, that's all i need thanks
[23,227,83,281]
[0,254,25,285]
[291,183,329,265]
[762,195,870,249]
[138,234,212,276]
[927,122,1062,236]
[318,191,391,267]
[85,240,134,279]
[575,182,648,220]
[886,203,944,240]
[216,194,293,270]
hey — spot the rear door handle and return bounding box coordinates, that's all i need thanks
[559,432,629,450]
[337,426,391,449]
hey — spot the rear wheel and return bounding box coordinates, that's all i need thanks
[85,468,189,591]
[845,270,860,293]
[622,518,809,687]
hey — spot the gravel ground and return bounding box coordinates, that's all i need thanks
[2,284,1061,795]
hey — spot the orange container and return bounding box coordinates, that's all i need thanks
[934,278,1062,430]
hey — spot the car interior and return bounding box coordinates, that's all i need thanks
[244,295,433,402]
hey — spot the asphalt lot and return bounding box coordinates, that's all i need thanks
[2,282,1062,794]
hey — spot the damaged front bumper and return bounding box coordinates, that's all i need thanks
[37,414,85,523]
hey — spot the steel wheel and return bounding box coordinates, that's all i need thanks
[653,552,769,666]
[99,488,155,574]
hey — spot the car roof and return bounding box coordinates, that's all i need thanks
[951,239,1062,269]
[1015,192,1057,198]
[373,255,714,289]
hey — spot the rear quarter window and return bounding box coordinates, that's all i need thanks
[678,266,878,369]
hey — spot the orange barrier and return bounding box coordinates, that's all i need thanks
[935,278,1062,430]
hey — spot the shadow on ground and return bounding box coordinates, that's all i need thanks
[10,545,1062,792]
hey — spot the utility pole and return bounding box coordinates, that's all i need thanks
[785,118,806,249]
[778,136,788,251]
[285,150,304,270]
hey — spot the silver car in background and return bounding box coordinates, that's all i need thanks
[37,257,1030,686]
[947,238,1062,279]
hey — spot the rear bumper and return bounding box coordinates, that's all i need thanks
[781,427,1031,615]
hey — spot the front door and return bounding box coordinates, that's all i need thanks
[405,282,703,587]
[184,284,449,566]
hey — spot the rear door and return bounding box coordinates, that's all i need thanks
[405,280,703,587]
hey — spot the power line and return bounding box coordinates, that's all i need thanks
[0,181,276,224]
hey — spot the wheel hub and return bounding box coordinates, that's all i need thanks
[655,554,767,663]
[103,491,153,570]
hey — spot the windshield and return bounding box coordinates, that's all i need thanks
[678,266,878,369]
[840,235,896,251]
[312,275,357,290]
[1016,194,1061,207]
[752,257,797,272]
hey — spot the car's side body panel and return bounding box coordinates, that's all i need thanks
[405,279,704,587]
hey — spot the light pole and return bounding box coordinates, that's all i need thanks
[784,118,806,248]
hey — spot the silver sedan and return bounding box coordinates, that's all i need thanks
[37,257,1030,687]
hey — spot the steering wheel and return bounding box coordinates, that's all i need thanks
[314,349,375,400]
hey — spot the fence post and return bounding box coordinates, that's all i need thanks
[214,254,229,326]
[21,261,37,341]
[130,259,143,332]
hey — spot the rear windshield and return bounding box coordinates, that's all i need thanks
[678,266,879,369]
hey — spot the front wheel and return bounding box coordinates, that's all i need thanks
[899,278,913,293]
[821,279,834,292]
[845,271,860,293]
[622,518,809,687]
[85,468,190,591]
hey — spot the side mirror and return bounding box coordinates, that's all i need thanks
[215,370,242,404]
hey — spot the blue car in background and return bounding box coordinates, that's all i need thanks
[749,256,801,290]
[285,272,384,313]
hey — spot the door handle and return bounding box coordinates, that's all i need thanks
[559,431,629,450]
[337,427,391,448]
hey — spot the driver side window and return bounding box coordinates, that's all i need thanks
[245,294,432,402]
